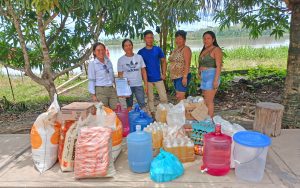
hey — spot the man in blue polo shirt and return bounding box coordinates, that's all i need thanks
[138,30,168,116]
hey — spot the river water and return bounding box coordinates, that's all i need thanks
[1,35,289,76]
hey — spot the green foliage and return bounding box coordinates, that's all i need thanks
[31,0,59,13]
[187,66,200,96]
[0,0,157,73]
[223,46,288,61]
[218,73,237,91]
[247,65,287,80]
[214,0,290,39]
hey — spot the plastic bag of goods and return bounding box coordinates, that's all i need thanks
[150,149,184,182]
[58,118,87,172]
[95,103,123,162]
[31,94,61,173]
[155,103,171,123]
[74,126,115,179]
[166,101,186,127]
[213,116,246,168]
[184,96,209,121]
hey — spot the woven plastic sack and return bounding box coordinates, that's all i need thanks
[95,103,123,162]
[150,149,184,182]
[74,125,115,179]
[31,94,61,173]
[58,118,86,172]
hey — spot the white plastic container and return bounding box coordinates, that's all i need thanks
[233,131,271,182]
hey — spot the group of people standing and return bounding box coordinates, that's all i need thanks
[88,30,222,118]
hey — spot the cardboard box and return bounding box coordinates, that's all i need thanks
[184,102,209,121]
[184,103,199,120]
[61,102,96,121]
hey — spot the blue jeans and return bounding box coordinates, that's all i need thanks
[126,86,146,108]
[200,68,220,90]
[173,73,192,92]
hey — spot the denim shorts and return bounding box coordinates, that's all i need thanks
[200,68,220,90]
[173,73,192,92]
[126,86,146,108]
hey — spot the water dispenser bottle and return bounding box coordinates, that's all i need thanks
[127,125,153,173]
[129,104,141,132]
[132,112,151,132]
[201,124,232,176]
[114,103,130,137]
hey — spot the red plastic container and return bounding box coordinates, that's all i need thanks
[201,124,232,176]
[114,103,130,137]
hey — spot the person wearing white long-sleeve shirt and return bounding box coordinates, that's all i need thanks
[88,42,118,109]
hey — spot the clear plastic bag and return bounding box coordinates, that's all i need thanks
[150,148,184,182]
[155,103,172,123]
[95,103,117,130]
[213,115,246,168]
[166,101,186,127]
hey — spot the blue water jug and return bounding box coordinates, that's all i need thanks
[127,125,153,173]
[133,112,151,132]
[129,104,141,132]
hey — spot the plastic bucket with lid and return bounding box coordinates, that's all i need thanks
[233,131,271,182]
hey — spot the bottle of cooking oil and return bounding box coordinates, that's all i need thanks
[186,140,195,162]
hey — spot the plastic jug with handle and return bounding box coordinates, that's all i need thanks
[132,112,151,132]
[114,103,130,137]
[129,104,141,132]
[127,125,153,173]
[201,123,232,176]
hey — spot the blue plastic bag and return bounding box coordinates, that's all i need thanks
[150,148,184,182]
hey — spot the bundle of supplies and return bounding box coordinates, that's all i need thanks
[163,136,195,163]
[155,103,172,123]
[58,102,95,172]
[144,121,165,156]
[150,149,184,182]
[184,96,209,121]
[31,94,61,173]
[74,124,115,179]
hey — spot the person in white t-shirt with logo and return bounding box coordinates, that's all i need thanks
[117,39,148,111]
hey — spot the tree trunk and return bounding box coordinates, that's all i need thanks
[253,102,284,137]
[45,79,57,102]
[162,22,168,56]
[282,2,300,128]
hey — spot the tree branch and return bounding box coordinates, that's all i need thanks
[0,6,8,16]
[91,9,106,41]
[46,15,68,46]
[44,12,58,28]
[5,0,45,86]
[0,60,24,72]
[53,47,93,79]
[37,11,53,80]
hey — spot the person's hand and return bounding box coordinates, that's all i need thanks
[182,77,188,87]
[161,74,166,80]
[213,80,219,90]
[144,85,148,96]
[92,95,98,102]
[198,68,201,79]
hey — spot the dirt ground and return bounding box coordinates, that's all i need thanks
[0,75,284,134]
